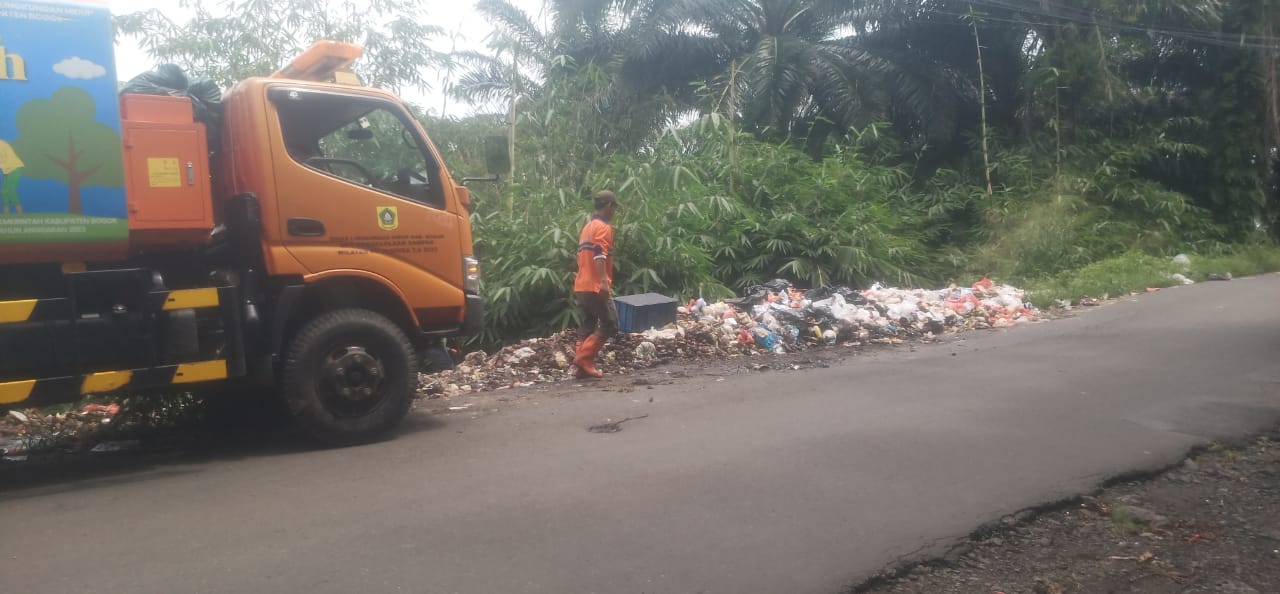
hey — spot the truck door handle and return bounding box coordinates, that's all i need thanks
[287,218,326,237]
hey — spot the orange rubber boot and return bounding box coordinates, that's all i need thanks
[569,337,586,376]
[574,334,604,378]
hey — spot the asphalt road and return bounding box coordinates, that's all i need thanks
[3,276,1280,594]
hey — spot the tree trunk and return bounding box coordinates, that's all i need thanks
[1265,5,1280,232]
[728,59,737,195]
[971,10,994,196]
[67,181,82,215]
[1265,15,1280,159]
[66,131,83,214]
[1055,78,1063,196]
[507,48,518,220]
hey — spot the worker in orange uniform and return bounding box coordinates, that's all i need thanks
[572,190,620,379]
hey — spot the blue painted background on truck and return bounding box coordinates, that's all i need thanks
[0,0,127,243]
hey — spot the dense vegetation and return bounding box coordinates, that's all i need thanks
[119,0,1280,345]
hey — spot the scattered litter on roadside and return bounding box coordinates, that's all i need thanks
[420,277,1041,400]
[0,438,31,456]
[81,403,121,416]
[0,399,131,457]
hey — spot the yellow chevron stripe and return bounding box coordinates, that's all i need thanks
[0,299,37,324]
[81,370,133,395]
[173,361,228,384]
[0,380,36,405]
[163,288,220,310]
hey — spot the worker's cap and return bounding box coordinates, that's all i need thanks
[594,190,620,209]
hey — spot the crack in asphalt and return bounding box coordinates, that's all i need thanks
[587,414,650,433]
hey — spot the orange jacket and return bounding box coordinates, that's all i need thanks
[574,215,614,292]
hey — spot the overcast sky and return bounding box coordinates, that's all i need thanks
[106,0,544,115]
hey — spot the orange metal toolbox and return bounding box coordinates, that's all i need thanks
[120,95,214,246]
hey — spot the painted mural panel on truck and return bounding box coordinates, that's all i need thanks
[0,0,127,244]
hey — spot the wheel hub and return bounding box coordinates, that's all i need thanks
[325,346,384,401]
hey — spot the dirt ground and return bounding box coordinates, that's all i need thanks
[851,432,1280,594]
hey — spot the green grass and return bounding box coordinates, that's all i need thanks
[1026,252,1177,307]
[1110,509,1142,534]
[1186,245,1280,279]
[1025,245,1280,308]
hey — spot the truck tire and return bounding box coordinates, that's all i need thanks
[282,309,417,446]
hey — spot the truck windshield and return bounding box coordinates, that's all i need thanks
[275,89,445,209]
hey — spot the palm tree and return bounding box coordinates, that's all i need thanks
[450,0,694,197]
[609,0,997,156]
[629,1,867,138]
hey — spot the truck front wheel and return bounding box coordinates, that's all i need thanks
[282,309,417,446]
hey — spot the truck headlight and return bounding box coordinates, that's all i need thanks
[463,256,480,294]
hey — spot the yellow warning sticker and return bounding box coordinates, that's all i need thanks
[147,158,182,188]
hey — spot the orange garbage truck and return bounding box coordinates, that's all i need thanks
[0,1,483,444]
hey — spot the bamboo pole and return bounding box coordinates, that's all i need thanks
[507,48,518,219]
[1055,77,1063,196]
[728,59,738,195]
[970,8,994,196]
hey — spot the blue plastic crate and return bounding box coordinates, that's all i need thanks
[614,293,678,333]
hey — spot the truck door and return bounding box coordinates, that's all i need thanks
[268,87,466,328]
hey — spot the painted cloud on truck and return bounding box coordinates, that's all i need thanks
[53,57,107,80]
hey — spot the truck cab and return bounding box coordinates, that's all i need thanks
[225,63,483,342]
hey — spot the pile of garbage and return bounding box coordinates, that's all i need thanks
[1,403,120,460]
[0,392,207,459]
[713,277,1036,352]
[422,278,1037,398]
[420,324,728,397]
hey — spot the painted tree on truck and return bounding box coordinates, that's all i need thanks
[13,87,123,215]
